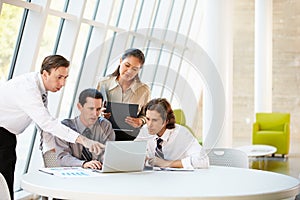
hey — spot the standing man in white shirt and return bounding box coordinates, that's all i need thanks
[135,98,209,169]
[0,55,104,200]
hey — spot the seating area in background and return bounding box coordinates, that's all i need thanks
[173,109,202,145]
[252,112,290,157]
[206,148,249,168]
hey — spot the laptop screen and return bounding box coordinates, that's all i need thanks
[102,141,147,173]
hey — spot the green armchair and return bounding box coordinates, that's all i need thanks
[173,109,202,145]
[252,112,290,157]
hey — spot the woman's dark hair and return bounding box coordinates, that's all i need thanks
[110,48,145,78]
[144,98,175,129]
[40,55,70,74]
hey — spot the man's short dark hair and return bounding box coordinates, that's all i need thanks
[78,88,103,106]
[40,55,70,74]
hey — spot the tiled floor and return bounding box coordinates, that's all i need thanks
[233,137,300,179]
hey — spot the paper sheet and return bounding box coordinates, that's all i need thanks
[39,167,102,178]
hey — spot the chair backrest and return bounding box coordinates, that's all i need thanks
[206,148,249,168]
[43,150,59,168]
[173,109,186,125]
[173,109,195,134]
[256,113,290,130]
[0,173,11,200]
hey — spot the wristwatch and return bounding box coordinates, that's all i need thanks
[140,117,146,126]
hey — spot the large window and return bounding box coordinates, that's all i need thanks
[0,3,24,82]
[0,0,203,195]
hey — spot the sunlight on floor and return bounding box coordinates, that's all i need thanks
[233,137,300,179]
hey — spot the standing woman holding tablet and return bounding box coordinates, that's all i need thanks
[97,48,150,140]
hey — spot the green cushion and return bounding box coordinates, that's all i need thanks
[256,113,290,130]
[173,109,186,125]
[173,109,202,144]
[257,131,284,135]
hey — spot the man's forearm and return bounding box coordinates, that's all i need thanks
[75,135,83,144]
[168,160,183,168]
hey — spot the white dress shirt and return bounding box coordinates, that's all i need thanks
[135,124,209,169]
[0,72,79,143]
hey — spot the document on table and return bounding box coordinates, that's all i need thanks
[39,167,102,178]
[153,167,194,171]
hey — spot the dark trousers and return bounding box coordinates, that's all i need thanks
[0,127,17,200]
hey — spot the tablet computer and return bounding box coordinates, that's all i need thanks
[105,102,139,132]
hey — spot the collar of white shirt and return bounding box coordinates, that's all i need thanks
[156,128,173,143]
[37,73,47,95]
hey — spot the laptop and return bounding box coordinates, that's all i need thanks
[105,102,139,132]
[100,141,147,173]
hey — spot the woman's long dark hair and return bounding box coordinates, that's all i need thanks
[110,48,145,81]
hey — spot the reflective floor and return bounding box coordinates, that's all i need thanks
[233,137,300,179]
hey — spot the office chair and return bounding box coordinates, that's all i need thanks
[43,150,59,168]
[173,109,202,145]
[252,112,290,157]
[0,173,11,200]
[206,148,249,168]
[42,150,58,200]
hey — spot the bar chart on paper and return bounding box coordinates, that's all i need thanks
[38,167,101,178]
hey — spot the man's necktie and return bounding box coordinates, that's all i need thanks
[39,93,48,151]
[42,93,48,107]
[155,138,164,159]
[81,128,93,161]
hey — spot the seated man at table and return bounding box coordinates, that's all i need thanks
[54,88,115,169]
[134,98,209,169]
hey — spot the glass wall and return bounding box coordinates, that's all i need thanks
[0,0,203,194]
[0,3,24,82]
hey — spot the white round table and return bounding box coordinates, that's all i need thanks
[21,166,300,200]
[235,145,278,169]
[236,145,277,157]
